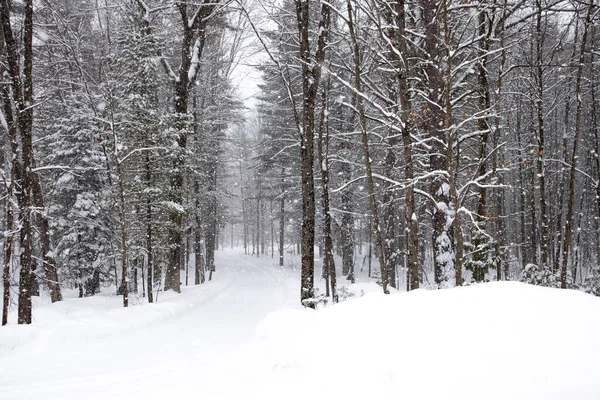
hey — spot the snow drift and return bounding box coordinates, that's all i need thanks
[254,282,600,400]
[0,279,232,356]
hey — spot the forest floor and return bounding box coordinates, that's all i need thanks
[1,248,600,399]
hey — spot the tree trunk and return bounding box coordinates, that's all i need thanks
[516,109,529,269]
[1,46,18,325]
[561,0,593,289]
[340,181,354,277]
[553,19,581,273]
[256,179,260,258]
[146,151,154,303]
[421,0,453,286]
[132,258,138,294]
[163,1,220,293]
[195,178,206,285]
[1,0,36,324]
[347,0,389,293]
[317,87,337,303]
[30,170,62,302]
[591,33,600,268]
[270,201,274,258]
[494,6,508,281]
[2,183,13,325]
[141,257,146,298]
[241,164,248,256]
[206,163,217,276]
[472,7,492,283]
[339,105,355,277]
[186,235,192,286]
[535,0,550,269]
[441,0,464,287]
[260,202,265,255]
[116,160,129,307]
[195,225,205,285]
[382,131,398,289]
[279,169,285,267]
[295,0,331,307]
[383,0,419,290]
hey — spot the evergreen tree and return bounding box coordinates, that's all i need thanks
[44,98,113,296]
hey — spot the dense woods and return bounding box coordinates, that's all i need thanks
[1,0,600,324]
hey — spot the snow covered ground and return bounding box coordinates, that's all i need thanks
[257,281,600,399]
[0,249,302,399]
[2,249,600,399]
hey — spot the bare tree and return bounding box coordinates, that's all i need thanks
[561,0,595,288]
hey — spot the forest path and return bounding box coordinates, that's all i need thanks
[0,249,299,399]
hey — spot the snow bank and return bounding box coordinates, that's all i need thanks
[0,287,207,356]
[254,282,600,400]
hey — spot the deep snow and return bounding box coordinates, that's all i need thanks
[1,249,600,399]
[256,281,600,399]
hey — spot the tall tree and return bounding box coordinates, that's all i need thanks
[140,0,230,293]
[346,0,389,293]
[1,0,39,323]
[560,0,595,289]
[420,0,454,286]
[294,0,331,306]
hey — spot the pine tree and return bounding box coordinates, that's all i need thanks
[45,98,113,297]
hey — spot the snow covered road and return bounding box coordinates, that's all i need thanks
[0,249,299,400]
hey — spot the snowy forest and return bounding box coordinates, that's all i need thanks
[2,0,600,398]
[2,0,600,322]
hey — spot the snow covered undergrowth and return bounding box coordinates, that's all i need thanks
[254,282,600,400]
